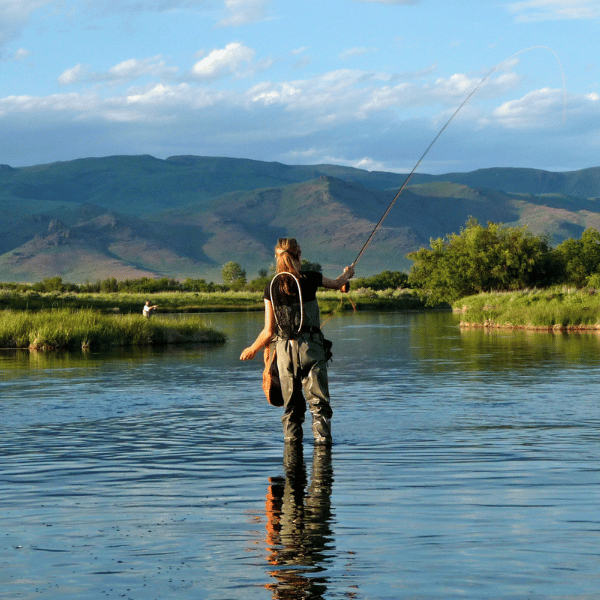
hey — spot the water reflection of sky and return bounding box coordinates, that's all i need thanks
[2,311,600,599]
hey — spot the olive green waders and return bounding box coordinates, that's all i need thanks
[275,329,332,444]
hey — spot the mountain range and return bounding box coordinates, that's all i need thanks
[1,155,600,283]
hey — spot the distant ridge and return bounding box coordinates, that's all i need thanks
[409,166,600,198]
[1,155,600,283]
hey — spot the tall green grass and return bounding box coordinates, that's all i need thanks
[0,288,431,314]
[0,309,226,350]
[0,289,266,313]
[454,288,600,329]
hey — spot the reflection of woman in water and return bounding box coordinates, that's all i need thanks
[264,444,335,599]
[240,238,354,445]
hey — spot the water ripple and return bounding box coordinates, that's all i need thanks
[3,313,600,599]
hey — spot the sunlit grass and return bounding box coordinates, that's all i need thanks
[454,288,600,329]
[0,288,432,314]
[0,309,226,350]
[0,290,267,313]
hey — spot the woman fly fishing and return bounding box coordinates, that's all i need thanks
[240,238,354,445]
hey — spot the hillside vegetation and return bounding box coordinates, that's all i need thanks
[2,155,600,283]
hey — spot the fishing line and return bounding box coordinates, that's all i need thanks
[348,45,567,270]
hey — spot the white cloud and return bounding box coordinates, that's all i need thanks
[125,82,222,109]
[432,73,479,97]
[58,64,90,85]
[507,0,600,21]
[107,57,178,80]
[191,42,255,78]
[0,92,99,118]
[492,87,570,127]
[245,68,524,129]
[4,63,576,133]
[216,0,271,26]
[58,57,177,85]
[3,55,600,173]
[248,70,379,124]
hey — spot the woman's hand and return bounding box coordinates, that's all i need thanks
[240,347,258,361]
[344,265,355,279]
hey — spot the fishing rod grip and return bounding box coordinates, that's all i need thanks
[340,263,355,293]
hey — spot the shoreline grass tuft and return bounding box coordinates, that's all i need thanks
[0,309,226,351]
[454,288,600,330]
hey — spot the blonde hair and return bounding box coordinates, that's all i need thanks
[275,238,301,277]
[274,238,302,294]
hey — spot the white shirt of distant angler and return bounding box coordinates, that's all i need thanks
[143,302,157,317]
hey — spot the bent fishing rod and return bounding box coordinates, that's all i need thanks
[341,46,565,292]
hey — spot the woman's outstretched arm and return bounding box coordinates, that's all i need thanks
[240,300,276,361]
[321,265,355,290]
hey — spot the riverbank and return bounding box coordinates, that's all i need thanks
[0,309,226,351]
[0,288,433,314]
[454,288,600,331]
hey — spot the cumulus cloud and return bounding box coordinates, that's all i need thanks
[125,82,223,110]
[246,68,523,128]
[2,56,599,173]
[248,70,382,124]
[492,87,569,127]
[191,42,255,79]
[507,0,600,21]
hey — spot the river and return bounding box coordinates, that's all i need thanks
[1,311,600,599]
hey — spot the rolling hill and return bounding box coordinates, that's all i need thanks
[1,155,600,283]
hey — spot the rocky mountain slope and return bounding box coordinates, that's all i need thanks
[1,155,599,283]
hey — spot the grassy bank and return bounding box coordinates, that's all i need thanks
[0,309,226,351]
[0,289,265,314]
[0,287,439,352]
[0,288,435,314]
[454,288,600,330]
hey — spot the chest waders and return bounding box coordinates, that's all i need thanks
[270,273,333,445]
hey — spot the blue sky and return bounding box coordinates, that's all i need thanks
[1,0,599,173]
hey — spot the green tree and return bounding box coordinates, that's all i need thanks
[100,277,119,293]
[32,276,65,292]
[182,278,219,292]
[353,270,409,290]
[553,228,600,287]
[408,218,556,305]
[222,261,247,286]
[301,259,322,273]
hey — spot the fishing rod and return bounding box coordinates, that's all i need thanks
[342,46,566,292]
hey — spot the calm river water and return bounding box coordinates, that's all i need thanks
[2,311,600,599]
